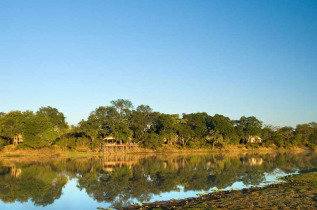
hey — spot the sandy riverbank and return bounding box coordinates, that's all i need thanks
[0,145,314,157]
[122,169,317,209]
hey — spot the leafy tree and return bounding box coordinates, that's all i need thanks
[153,114,179,145]
[177,122,194,147]
[112,122,133,143]
[183,112,210,140]
[0,139,5,151]
[130,105,153,141]
[36,106,68,131]
[237,116,263,138]
[141,133,162,149]
[110,99,133,120]
[210,114,236,145]
[308,129,317,148]
[294,123,316,146]
[23,113,58,148]
[136,105,152,115]
[207,130,224,149]
[0,111,26,145]
[78,119,99,150]
[261,125,276,146]
[78,106,121,149]
[274,127,294,147]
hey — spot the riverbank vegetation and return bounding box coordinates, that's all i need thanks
[0,99,317,152]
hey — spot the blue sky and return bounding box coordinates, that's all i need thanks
[0,0,316,126]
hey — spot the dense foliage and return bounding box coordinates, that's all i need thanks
[0,99,316,151]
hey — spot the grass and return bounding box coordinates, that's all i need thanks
[0,145,314,159]
[0,147,101,158]
[59,151,101,157]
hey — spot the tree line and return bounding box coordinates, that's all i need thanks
[0,99,316,151]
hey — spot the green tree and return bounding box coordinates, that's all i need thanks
[308,129,317,148]
[237,116,263,138]
[294,123,315,146]
[210,114,236,145]
[274,127,294,147]
[177,122,194,147]
[0,111,26,144]
[110,99,133,120]
[37,106,68,131]
[154,114,179,145]
[23,113,58,148]
[112,122,133,143]
[183,112,210,141]
[261,125,276,146]
[207,130,224,149]
[130,105,153,141]
[141,133,162,149]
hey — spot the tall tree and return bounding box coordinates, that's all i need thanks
[110,99,133,120]
[23,113,58,148]
[0,111,26,142]
[183,112,210,140]
[154,114,179,145]
[37,106,69,133]
[210,114,236,145]
[274,127,294,147]
[131,105,153,141]
[237,116,263,138]
[207,130,224,150]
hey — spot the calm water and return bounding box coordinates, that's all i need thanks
[0,152,316,209]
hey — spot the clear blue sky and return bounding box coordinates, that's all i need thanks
[0,0,316,126]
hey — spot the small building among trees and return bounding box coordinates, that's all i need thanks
[102,136,138,154]
[246,136,262,144]
[13,134,23,146]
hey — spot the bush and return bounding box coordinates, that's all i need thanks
[0,138,5,151]
[75,146,90,152]
[141,133,162,149]
[187,139,203,149]
[245,143,259,149]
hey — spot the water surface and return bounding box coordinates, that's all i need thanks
[0,152,316,209]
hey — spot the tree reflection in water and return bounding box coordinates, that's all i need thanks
[0,152,316,207]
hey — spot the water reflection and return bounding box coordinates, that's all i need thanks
[0,152,316,209]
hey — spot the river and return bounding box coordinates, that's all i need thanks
[0,151,316,209]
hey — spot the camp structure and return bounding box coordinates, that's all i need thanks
[246,136,262,144]
[102,136,138,154]
[13,134,23,146]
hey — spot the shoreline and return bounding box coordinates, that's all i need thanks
[121,170,317,209]
[0,145,314,158]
